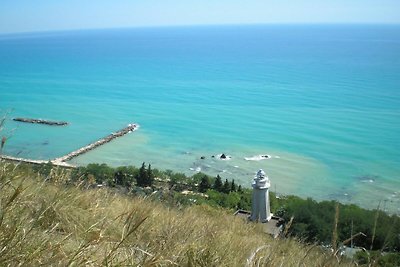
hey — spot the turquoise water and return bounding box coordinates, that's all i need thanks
[1,25,399,212]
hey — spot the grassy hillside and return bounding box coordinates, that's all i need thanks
[0,162,356,266]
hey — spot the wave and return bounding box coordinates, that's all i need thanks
[189,167,202,172]
[244,154,271,161]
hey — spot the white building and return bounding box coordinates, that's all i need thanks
[249,169,272,222]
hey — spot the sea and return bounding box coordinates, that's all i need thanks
[0,24,399,213]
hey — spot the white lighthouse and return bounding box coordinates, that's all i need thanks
[250,169,272,223]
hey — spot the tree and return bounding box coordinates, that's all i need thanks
[114,170,125,186]
[136,162,154,187]
[223,179,230,194]
[213,175,223,192]
[237,185,243,193]
[230,179,236,192]
[136,162,147,187]
[199,175,211,193]
[84,163,114,185]
[146,163,154,187]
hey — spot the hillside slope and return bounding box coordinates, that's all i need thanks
[0,162,354,266]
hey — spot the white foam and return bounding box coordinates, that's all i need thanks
[190,167,202,172]
[361,179,375,183]
[244,154,271,161]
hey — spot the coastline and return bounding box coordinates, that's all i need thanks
[2,127,399,214]
[64,139,399,214]
[1,154,399,216]
[1,25,399,214]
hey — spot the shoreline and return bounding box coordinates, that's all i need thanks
[65,144,400,215]
[1,156,399,216]
[2,151,398,215]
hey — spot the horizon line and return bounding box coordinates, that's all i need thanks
[1,22,400,36]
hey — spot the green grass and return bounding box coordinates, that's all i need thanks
[0,162,356,266]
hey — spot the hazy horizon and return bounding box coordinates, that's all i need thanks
[1,22,399,36]
[1,0,400,34]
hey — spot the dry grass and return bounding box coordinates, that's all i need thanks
[0,162,355,266]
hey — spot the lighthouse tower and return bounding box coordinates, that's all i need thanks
[250,169,272,223]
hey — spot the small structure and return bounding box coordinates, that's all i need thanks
[250,169,272,222]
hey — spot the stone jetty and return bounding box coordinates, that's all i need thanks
[1,123,139,168]
[13,117,68,126]
[52,123,139,164]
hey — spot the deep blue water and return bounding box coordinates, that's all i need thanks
[1,25,399,212]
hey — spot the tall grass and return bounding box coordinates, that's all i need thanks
[0,162,355,266]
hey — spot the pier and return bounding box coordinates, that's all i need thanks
[13,118,69,126]
[1,123,139,168]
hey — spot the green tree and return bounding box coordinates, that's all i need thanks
[146,163,154,187]
[38,161,54,178]
[114,166,137,187]
[136,162,147,187]
[230,179,236,192]
[168,171,187,191]
[114,170,125,186]
[199,175,211,193]
[213,175,223,192]
[237,185,243,193]
[84,163,114,185]
[223,179,230,194]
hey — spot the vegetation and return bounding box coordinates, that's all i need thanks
[65,163,400,256]
[1,159,399,266]
[0,161,356,266]
[136,162,154,187]
[275,196,400,252]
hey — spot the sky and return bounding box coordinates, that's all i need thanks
[0,0,399,33]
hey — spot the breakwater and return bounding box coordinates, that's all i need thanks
[52,123,139,164]
[1,123,139,167]
[13,118,68,126]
